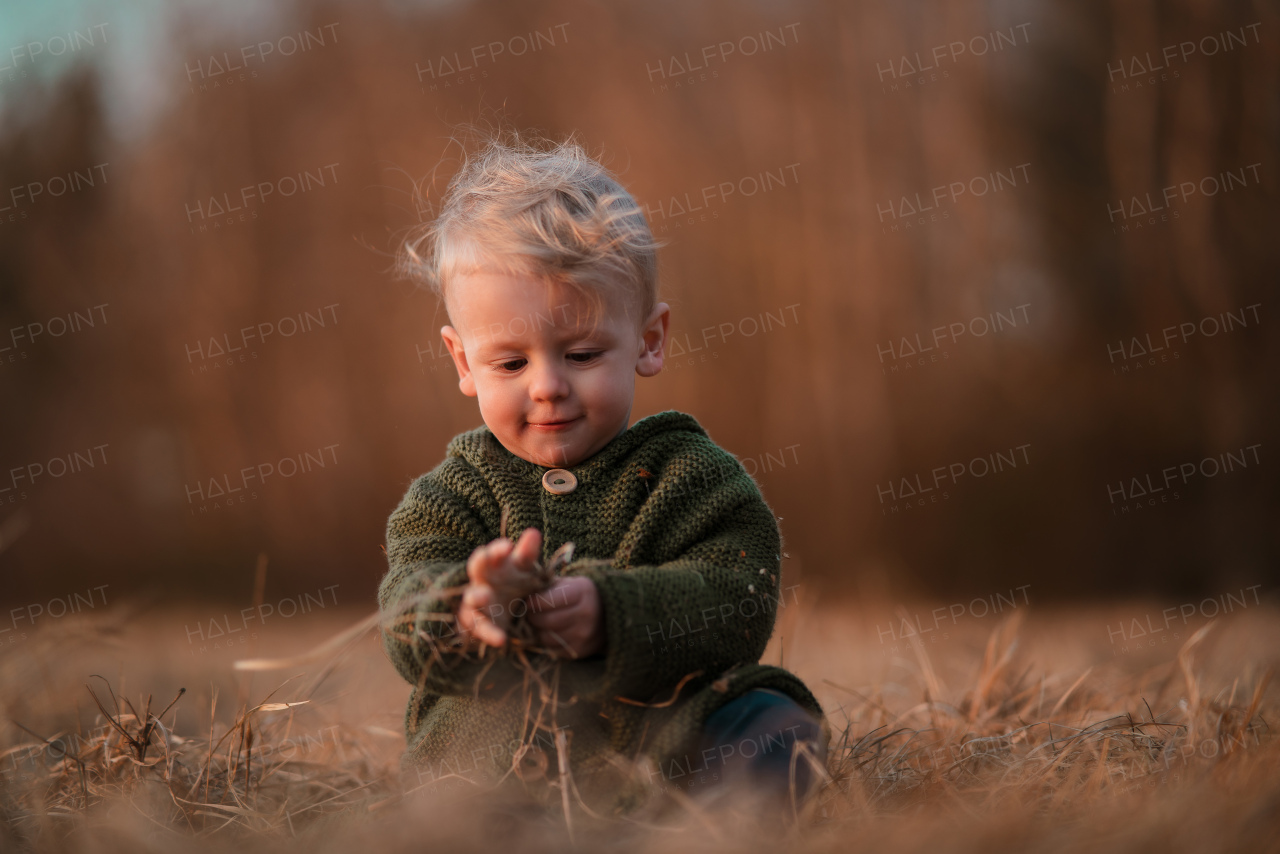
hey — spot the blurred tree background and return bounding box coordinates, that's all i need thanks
[0,0,1275,607]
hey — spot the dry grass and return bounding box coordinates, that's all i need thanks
[1,597,1278,854]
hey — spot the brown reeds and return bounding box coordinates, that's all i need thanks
[1,604,1276,853]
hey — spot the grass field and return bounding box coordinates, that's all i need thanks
[2,593,1277,853]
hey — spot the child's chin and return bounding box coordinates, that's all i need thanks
[519,436,585,468]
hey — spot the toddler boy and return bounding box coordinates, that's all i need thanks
[379,133,826,814]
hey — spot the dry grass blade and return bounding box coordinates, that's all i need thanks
[1049,667,1094,718]
[898,606,945,705]
[85,680,150,760]
[255,701,310,713]
[614,671,704,708]
[554,725,575,845]
[233,611,384,673]
[1177,621,1216,745]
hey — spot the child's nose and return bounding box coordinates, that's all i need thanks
[526,358,570,401]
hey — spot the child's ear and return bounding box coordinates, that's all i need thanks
[440,326,478,397]
[636,302,670,378]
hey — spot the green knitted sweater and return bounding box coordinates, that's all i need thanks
[377,410,824,811]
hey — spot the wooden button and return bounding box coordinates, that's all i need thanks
[541,468,577,495]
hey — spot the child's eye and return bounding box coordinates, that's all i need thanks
[567,351,601,364]
[496,358,527,372]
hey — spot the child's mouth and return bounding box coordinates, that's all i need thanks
[527,416,582,432]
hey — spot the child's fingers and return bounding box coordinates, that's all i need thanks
[511,527,543,570]
[456,585,485,633]
[526,577,585,615]
[527,602,578,631]
[465,543,488,583]
[475,531,542,593]
[490,530,541,588]
[458,584,507,647]
[471,616,507,647]
[468,538,512,585]
[525,577,603,658]
[465,613,506,647]
[461,582,494,612]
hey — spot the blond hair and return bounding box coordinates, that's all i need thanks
[399,130,661,329]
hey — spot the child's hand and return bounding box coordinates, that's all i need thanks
[456,528,543,648]
[526,576,605,659]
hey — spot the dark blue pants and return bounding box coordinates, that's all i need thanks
[684,688,826,801]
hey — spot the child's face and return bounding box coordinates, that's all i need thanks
[440,270,669,468]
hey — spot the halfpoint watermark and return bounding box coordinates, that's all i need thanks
[645,585,801,659]
[0,304,109,367]
[1107,162,1262,234]
[413,724,572,791]
[1106,585,1263,654]
[877,586,1031,654]
[662,303,801,371]
[643,163,800,233]
[878,163,1031,233]
[1,444,110,506]
[648,720,816,794]
[185,303,339,375]
[415,23,570,91]
[1,585,109,647]
[878,304,1030,376]
[415,302,577,373]
[1106,444,1261,516]
[184,444,340,514]
[1107,22,1262,95]
[0,24,109,84]
[0,164,110,226]
[646,23,800,95]
[875,22,1031,94]
[1107,303,1261,375]
[185,23,340,93]
[185,585,340,654]
[878,444,1031,516]
[185,163,340,233]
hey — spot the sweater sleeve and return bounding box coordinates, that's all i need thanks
[377,458,507,696]
[569,442,783,705]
